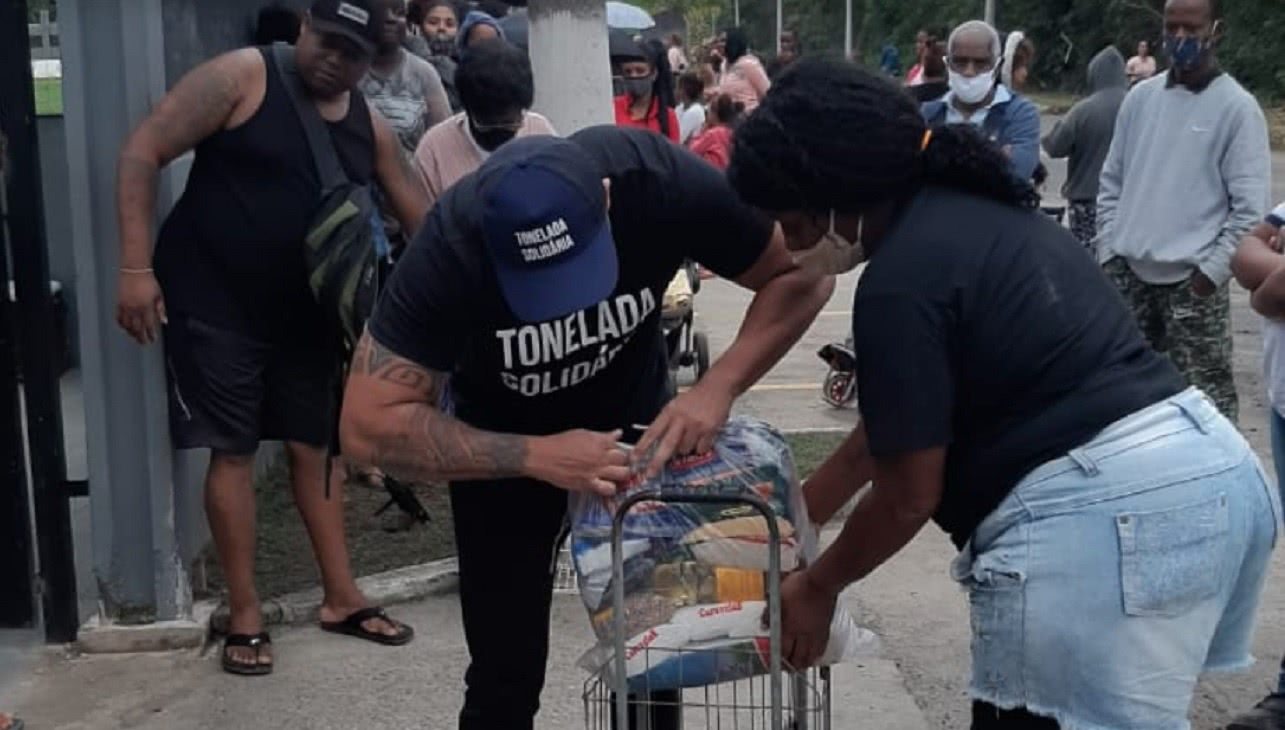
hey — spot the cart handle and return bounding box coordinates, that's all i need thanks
[609,490,786,730]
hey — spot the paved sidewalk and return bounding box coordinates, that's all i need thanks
[6,590,928,729]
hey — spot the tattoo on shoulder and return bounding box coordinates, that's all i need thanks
[353,332,438,394]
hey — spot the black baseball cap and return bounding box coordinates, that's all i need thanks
[309,0,382,56]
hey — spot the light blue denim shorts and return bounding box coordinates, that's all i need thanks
[952,388,1282,730]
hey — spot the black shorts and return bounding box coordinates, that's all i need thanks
[163,317,336,455]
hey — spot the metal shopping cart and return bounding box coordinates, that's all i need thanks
[582,491,832,730]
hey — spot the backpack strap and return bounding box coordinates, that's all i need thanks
[270,44,349,192]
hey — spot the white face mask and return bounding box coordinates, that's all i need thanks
[949,68,996,104]
[792,211,866,276]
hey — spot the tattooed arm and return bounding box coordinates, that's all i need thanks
[115,48,259,344]
[340,330,630,494]
[371,109,430,238]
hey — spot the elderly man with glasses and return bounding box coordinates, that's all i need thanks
[920,19,1042,181]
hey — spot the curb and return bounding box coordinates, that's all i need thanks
[204,557,460,636]
[77,557,460,654]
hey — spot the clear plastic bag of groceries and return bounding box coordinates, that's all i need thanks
[570,416,879,692]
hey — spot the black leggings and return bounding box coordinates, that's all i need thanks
[972,701,1060,729]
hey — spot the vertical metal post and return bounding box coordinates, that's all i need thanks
[61,0,192,626]
[775,0,783,53]
[0,0,79,643]
[733,0,739,27]
[843,0,852,58]
[0,115,36,630]
[984,0,996,26]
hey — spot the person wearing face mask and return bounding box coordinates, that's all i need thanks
[413,39,555,210]
[343,126,830,729]
[612,38,680,142]
[920,20,1041,182]
[729,57,1278,730]
[1096,0,1270,423]
[407,0,463,111]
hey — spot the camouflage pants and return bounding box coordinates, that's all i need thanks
[1104,257,1237,422]
[1069,201,1097,259]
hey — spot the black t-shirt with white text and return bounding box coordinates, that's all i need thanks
[369,126,774,436]
[853,187,1185,548]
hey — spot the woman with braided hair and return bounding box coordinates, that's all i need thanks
[729,57,1278,729]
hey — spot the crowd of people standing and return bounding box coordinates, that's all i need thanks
[92,0,1285,728]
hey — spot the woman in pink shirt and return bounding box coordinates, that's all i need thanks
[413,40,556,208]
[716,27,770,113]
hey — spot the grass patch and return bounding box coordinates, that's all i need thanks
[200,430,852,601]
[34,78,62,116]
[786,431,848,479]
[198,460,456,601]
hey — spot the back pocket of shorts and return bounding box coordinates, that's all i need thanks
[1116,493,1229,617]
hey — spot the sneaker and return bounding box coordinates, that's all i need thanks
[1228,694,1285,730]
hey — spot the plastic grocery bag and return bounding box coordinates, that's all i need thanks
[570,416,878,691]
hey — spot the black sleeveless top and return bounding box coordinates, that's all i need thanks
[154,46,375,341]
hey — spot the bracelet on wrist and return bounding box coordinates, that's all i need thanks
[119,267,154,275]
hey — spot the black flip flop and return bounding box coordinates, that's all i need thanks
[320,606,414,646]
[221,632,273,676]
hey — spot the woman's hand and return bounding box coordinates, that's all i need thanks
[780,570,838,670]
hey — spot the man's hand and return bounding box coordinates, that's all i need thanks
[116,272,167,344]
[1191,270,1217,298]
[634,378,735,478]
[780,570,837,670]
[527,429,632,497]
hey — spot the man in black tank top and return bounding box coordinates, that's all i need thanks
[114,0,428,676]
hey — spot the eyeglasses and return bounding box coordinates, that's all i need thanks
[946,55,997,74]
[470,111,526,132]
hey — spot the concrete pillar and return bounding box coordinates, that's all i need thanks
[528,0,615,135]
[60,0,192,623]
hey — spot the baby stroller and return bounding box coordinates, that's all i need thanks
[817,338,857,409]
[663,261,711,381]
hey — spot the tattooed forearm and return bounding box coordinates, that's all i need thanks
[371,406,529,484]
[347,332,530,483]
[116,156,161,266]
[116,54,244,263]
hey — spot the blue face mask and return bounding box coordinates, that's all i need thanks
[1164,33,1207,71]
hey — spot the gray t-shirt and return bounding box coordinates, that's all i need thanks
[360,51,452,155]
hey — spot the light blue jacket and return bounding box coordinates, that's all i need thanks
[921,88,1042,181]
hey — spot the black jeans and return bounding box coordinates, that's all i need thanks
[972,701,1060,729]
[453,478,567,729]
[452,478,679,730]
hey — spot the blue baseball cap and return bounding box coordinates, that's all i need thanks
[477,137,619,323]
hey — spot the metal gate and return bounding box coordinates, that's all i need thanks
[0,0,82,644]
